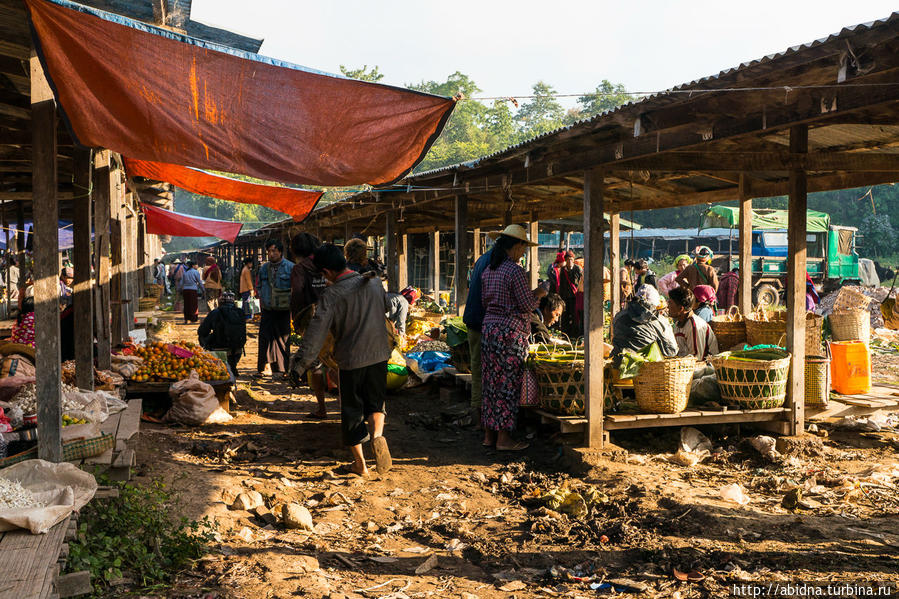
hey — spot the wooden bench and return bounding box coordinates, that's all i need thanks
[0,516,73,599]
[70,399,142,481]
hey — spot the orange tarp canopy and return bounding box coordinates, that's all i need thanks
[26,0,455,187]
[141,203,243,243]
[124,158,322,222]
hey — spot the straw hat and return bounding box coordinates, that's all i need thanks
[488,224,538,246]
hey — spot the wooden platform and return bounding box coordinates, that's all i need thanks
[0,515,73,599]
[531,406,791,434]
[806,384,899,420]
[70,399,142,481]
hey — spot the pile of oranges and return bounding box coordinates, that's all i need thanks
[129,341,230,382]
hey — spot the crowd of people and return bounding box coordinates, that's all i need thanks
[142,228,826,467]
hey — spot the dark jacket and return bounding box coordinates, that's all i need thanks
[610,302,678,366]
[558,265,582,300]
[198,303,247,354]
[295,271,391,371]
[290,256,327,330]
[462,249,493,333]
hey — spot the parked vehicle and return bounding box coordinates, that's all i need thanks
[701,206,860,307]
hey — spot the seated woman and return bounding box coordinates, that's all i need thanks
[668,287,719,359]
[692,285,718,323]
[530,293,565,344]
[610,285,677,367]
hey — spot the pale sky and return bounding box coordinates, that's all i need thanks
[190,1,898,106]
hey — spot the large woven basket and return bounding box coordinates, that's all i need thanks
[710,306,746,351]
[711,348,791,409]
[138,297,158,311]
[745,311,823,354]
[805,355,830,407]
[530,351,585,416]
[832,287,873,313]
[145,283,164,297]
[633,356,696,414]
[830,309,870,344]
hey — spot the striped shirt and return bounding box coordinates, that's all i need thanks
[674,313,719,359]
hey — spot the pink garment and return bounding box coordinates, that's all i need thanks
[11,313,36,348]
[657,271,679,297]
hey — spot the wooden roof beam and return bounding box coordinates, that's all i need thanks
[610,150,899,172]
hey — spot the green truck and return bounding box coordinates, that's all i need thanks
[700,206,860,307]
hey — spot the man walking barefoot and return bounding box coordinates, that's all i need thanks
[289,244,392,476]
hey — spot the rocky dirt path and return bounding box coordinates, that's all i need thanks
[131,316,899,599]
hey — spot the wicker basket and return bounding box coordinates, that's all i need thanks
[745,311,823,354]
[805,355,830,407]
[145,283,164,297]
[832,287,873,313]
[633,356,696,414]
[531,352,585,416]
[138,297,158,311]
[711,349,791,409]
[829,309,870,344]
[710,306,746,351]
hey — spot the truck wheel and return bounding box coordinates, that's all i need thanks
[753,284,781,309]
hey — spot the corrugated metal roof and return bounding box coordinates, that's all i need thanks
[405,11,899,181]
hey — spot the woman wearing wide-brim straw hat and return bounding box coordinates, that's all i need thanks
[479,224,547,451]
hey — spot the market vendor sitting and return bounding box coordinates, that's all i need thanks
[668,287,719,359]
[692,284,717,323]
[197,292,247,376]
[610,285,677,367]
[530,293,565,344]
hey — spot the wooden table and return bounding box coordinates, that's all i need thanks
[125,367,235,413]
[0,516,72,599]
[69,399,142,482]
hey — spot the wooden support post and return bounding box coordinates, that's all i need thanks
[786,126,808,435]
[528,216,539,289]
[136,212,146,299]
[73,147,94,390]
[398,231,409,291]
[454,196,468,315]
[93,150,112,369]
[110,170,124,346]
[31,52,62,462]
[583,168,606,448]
[503,207,512,227]
[16,201,24,294]
[1,200,7,318]
[473,227,481,260]
[429,231,440,295]
[738,174,753,314]
[386,212,398,293]
[609,213,621,317]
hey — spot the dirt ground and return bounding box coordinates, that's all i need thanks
[130,314,899,599]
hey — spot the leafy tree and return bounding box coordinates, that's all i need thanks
[410,72,493,172]
[485,99,516,150]
[859,213,897,258]
[339,64,384,82]
[515,81,565,139]
[574,80,635,120]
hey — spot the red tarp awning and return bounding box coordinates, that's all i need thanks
[142,203,243,243]
[124,158,322,222]
[26,0,456,187]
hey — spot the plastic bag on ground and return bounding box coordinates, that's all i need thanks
[666,427,712,467]
[0,459,97,534]
[720,483,750,506]
[166,370,232,425]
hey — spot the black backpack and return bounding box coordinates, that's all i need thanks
[212,304,247,353]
